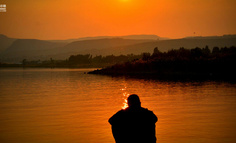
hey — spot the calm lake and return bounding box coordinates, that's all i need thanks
[0,68,236,143]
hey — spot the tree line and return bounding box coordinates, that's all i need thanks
[68,54,142,66]
[142,46,236,61]
[1,45,235,70]
[89,46,236,80]
[0,53,142,68]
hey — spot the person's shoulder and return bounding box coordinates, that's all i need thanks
[141,107,158,121]
[141,107,154,113]
[113,109,126,116]
[109,109,126,124]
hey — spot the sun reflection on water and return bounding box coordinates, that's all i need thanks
[121,87,129,109]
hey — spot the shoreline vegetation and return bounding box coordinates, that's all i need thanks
[88,46,236,80]
[1,46,236,80]
[0,54,142,68]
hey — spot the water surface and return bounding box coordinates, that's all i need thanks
[0,68,236,143]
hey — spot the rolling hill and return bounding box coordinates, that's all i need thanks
[0,34,16,53]
[0,34,236,63]
[0,39,67,62]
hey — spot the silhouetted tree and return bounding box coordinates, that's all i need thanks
[152,47,160,56]
[202,45,210,57]
[93,55,102,63]
[191,47,203,58]
[69,54,92,65]
[22,59,27,67]
[212,46,220,54]
[142,53,151,61]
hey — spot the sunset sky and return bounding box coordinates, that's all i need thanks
[0,0,235,40]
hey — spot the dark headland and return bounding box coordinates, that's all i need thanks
[88,46,236,81]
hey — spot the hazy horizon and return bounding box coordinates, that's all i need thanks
[1,33,236,41]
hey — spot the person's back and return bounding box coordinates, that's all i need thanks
[109,94,158,143]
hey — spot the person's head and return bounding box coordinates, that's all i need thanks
[127,94,141,108]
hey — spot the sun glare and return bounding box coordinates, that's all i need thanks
[121,0,129,2]
[121,87,129,109]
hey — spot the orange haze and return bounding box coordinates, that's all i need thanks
[0,0,236,40]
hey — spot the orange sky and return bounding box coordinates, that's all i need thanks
[0,0,236,40]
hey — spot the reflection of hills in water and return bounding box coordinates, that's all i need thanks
[0,34,236,63]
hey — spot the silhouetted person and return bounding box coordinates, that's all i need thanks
[109,94,158,143]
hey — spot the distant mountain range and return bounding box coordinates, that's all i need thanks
[0,34,236,63]
[48,35,168,43]
[0,34,16,54]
